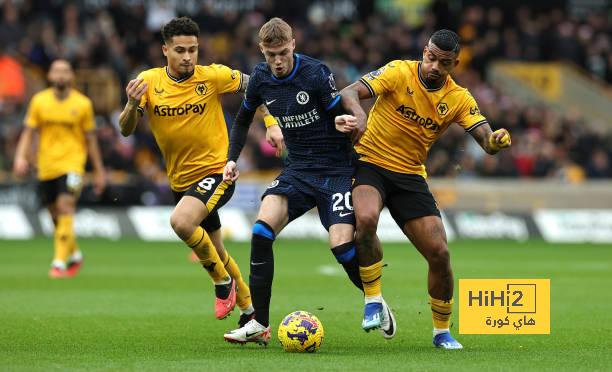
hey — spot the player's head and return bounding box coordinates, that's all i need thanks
[161,17,200,78]
[258,17,295,78]
[421,29,461,86]
[47,59,74,91]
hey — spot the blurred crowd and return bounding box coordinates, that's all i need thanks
[0,0,610,205]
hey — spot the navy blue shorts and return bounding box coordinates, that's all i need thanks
[262,169,355,230]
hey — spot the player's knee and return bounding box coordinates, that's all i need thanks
[355,212,378,237]
[252,220,276,241]
[428,243,450,267]
[170,212,194,240]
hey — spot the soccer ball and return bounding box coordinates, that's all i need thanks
[277,310,324,353]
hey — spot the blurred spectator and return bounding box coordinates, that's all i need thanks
[0,0,610,204]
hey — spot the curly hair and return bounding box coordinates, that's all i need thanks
[430,29,461,55]
[161,17,200,44]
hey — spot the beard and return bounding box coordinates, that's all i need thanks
[53,81,69,91]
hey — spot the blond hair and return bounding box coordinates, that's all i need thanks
[259,17,292,47]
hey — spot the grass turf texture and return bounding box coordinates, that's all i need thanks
[1,238,610,371]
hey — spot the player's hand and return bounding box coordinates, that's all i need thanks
[93,170,107,196]
[266,124,285,157]
[489,128,511,151]
[125,78,148,107]
[335,114,366,145]
[223,161,239,182]
[13,157,29,177]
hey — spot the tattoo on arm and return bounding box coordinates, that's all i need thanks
[237,73,249,93]
[469,123,495,154]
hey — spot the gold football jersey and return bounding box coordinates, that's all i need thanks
[137,64,242,191]
[24,88,95,181]
[357,60,488,177]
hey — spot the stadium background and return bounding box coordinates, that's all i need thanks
[0,0,611,370]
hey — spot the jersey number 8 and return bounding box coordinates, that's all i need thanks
[198,177,216,191]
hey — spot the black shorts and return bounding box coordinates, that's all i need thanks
[172,173,234,233]
[38,173,83,206]
[353,161,440,227]
[262,167,355,230]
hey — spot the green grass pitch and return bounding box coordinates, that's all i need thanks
[1,237,610,371]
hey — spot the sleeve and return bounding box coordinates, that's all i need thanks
[242,69,262,112]
[23,95,39,128]
[82,99,95,131]
[317,64,341,111]
[213,64,242,94]
[358,60,402,97]
[454,92,488,132]
[136,71,149,115]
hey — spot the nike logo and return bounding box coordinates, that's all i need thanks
[265,99,276,106]
[246,331,261,337]
[251,261,266,265]
[339,211,353,217]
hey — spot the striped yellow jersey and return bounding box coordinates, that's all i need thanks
[137,64,242,191]
[24,88,95,181]
[357,60,488,177]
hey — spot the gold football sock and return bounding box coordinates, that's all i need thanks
[53,215,73,265]
[223,254,252,310]
[186,227,229,283]
[359,261,383,298]
[431,296,454,330]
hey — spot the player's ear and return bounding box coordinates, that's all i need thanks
[162,44,168,57]
[291,39,295,49]
[454,58,460,68]
[259,42,265,54]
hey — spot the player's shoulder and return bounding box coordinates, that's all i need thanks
[69,89,93,106]
[195,63,237,76]
[444,77,474,102]
[30,88,53,103]
[137,67,165,81]
[298,54,325,68]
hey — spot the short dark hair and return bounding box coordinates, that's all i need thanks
[430,29,461,55]
[161,17,200,44]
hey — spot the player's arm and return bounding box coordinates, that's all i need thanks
[118,78,148,137]
[338,81,371,144]
[258,104,284,157]
[224,104,257,182]
[13,127,36,177]
[468,123,511,155]
[85,131,106,195]
[236,73,249,93]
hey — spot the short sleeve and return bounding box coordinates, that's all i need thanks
[358,61,402,97]
[454,92,488,132]
[317,64,341,110]
[213,64,242,94]
[82,99,95,131]
[242,69,262,111]
[24,95,40,128]
[136,71,148,115]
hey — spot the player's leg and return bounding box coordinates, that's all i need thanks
[171,175,236,319]
[224,194,289,345]
[352,162,388,331]
[318,176,363,292]
[389,180,461,349]
[50,192,77,277]
[206,218,254,327]
[401,216,461,348]
[329,223,362,291]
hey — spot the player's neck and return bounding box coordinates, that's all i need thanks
[167,65,194,81]
[52,87,71,100]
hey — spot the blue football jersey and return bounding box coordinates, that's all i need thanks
[243,54,354,176]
